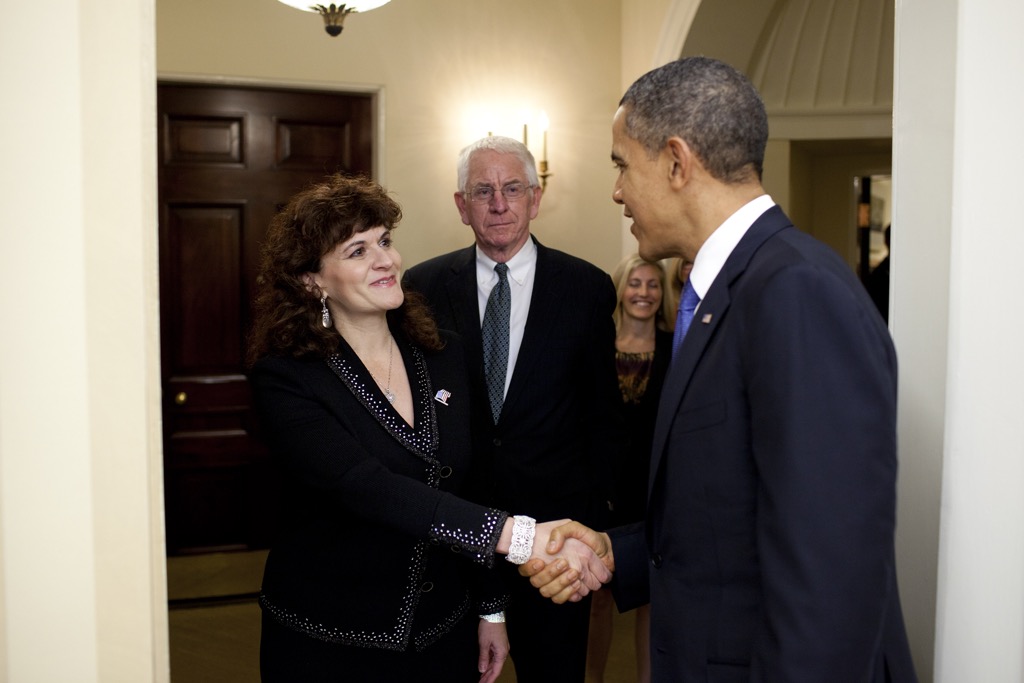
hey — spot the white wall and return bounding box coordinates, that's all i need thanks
[897,0,1024,680]
[0,1,167,681]
[157,0,626,274]
[890,2,957,679]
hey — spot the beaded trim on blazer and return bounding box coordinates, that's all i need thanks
[259,541,462,652]
[326,346,440,462]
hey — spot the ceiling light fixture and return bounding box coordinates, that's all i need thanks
[277,1,392,37]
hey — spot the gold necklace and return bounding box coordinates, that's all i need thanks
[367,337,395,403]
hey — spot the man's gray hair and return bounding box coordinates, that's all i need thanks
[456,136,540,192]
[619,57,768,184]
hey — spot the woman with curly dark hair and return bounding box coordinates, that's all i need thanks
[247,174,609,682]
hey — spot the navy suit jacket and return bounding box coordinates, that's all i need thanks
[609,206,917,682]
[403,237,624,526]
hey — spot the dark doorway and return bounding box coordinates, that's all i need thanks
[158,83,374,563]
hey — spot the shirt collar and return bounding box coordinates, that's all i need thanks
[476,236,536,287]
[689,194,775,299]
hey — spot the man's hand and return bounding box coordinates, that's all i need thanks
[520,521,614,604]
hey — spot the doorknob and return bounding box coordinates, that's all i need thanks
[175,391,188,405]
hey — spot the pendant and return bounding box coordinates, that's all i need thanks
[384,389,395,404]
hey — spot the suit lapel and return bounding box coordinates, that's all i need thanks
[648,283,731,481]
[648,206,792,482]
[442,246,482,338]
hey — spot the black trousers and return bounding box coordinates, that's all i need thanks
[504,565,592,682]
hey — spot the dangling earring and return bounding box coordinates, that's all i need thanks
[320,294,331,328]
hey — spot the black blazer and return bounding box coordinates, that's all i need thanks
[609,207,917,682]
[250,331,508,652]
[403,237,624,526]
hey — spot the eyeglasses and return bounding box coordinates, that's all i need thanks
[465,182,532,204]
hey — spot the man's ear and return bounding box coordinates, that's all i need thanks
[665,136,694,188]
[454,191,472,226]
[527,184,543,220]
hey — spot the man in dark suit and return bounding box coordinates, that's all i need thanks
[402,136,624,682]
[523,57,918,682]
[866,224,892,322]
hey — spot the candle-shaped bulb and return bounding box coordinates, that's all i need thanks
[538,110,550,161]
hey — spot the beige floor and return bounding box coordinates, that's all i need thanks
[169,598,262,683]
[168,551,643,682]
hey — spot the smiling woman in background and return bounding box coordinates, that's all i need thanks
[246,174,609,682]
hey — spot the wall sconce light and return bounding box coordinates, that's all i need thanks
[277,0,392,37]
[481,109,553,191]
[517,111,552,192]
[536,111,552,192]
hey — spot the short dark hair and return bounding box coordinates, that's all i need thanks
[247,173,441,365]
[619,57,768,184]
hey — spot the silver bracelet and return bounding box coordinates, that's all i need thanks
[505,515,536,565]
[480,611,506,623]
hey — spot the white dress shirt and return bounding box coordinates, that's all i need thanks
[476,238,536,399]
[688,194,776,307]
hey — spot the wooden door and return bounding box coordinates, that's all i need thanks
[158,83,374,556]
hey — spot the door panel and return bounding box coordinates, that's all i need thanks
[165,204,244,371]
[158,83,374,556]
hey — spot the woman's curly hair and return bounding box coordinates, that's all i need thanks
[246,173,442,366]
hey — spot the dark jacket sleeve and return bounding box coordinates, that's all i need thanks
[607,522,650,612]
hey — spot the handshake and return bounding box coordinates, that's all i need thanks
[513,520,616,604]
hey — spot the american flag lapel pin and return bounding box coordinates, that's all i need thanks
[434,389,451,406]
[701,313,713,324]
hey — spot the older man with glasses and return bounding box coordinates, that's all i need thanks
[403,136,625,682]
